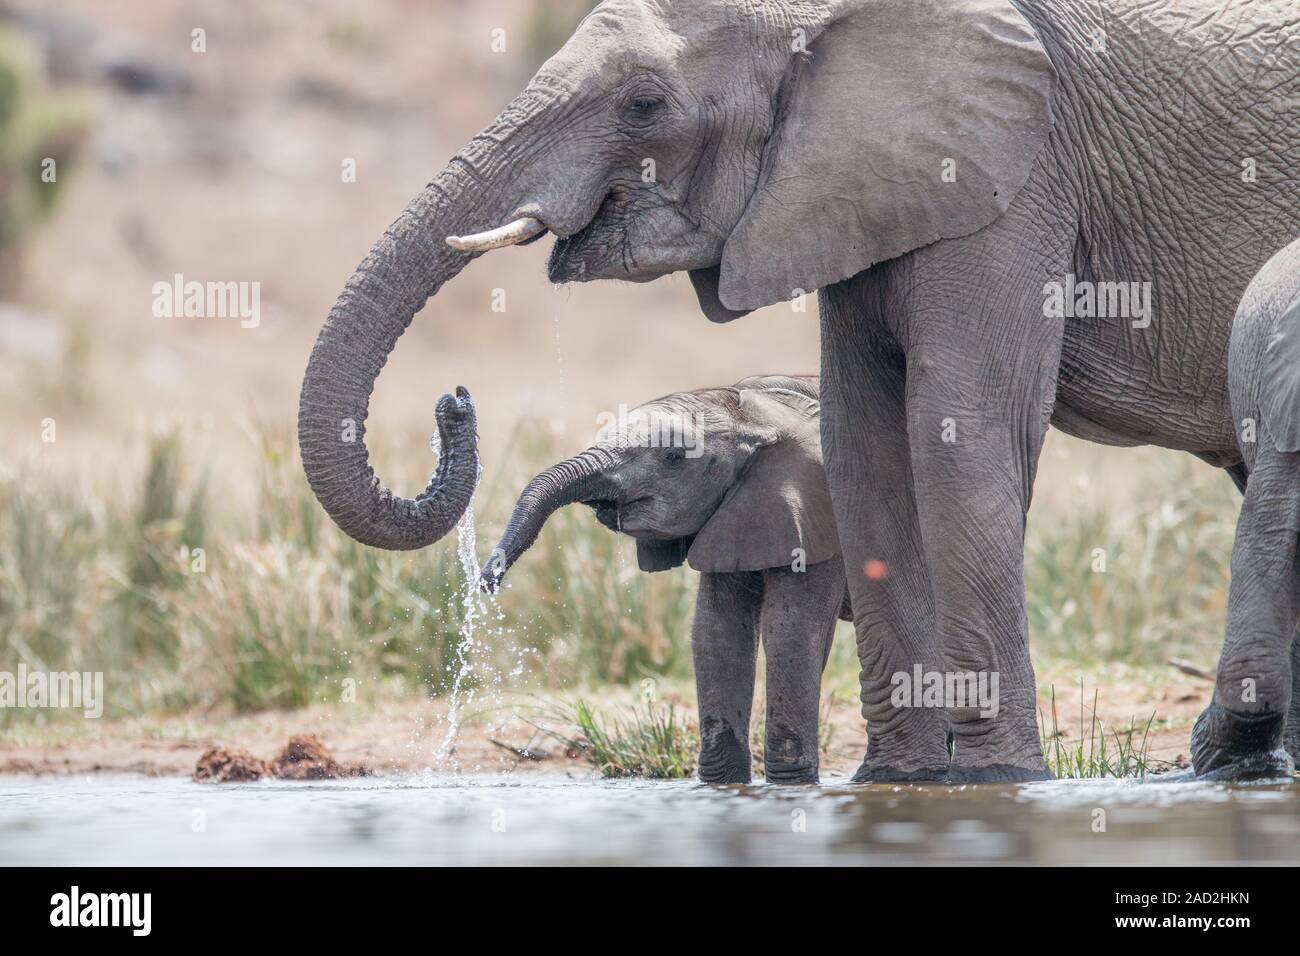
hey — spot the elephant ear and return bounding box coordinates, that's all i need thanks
[636,537,693,572]
[1262,289,1300,452]
[688,391,839,573]
[717,0,1056,312]
[689,266,753,325]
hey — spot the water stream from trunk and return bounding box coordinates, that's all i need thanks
[425,427,501,770]
[429,501,485,768]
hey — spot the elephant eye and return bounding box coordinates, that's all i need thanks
[662,446,686,466]
[624,96,663,124]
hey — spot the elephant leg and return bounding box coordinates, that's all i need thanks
[759,558,845,783]
[1191,443,1299,780]
[820,282,950,782]
[692,570,763,784]
[1287,629,1300,765]
[901,237,1067,783]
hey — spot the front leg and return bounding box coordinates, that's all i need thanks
[1287,632,1300,765]
[821,281,951,781]
[902,230,1067,782]
[759,558,846,783]
[1191,442,1299,779]
[691,570,763,784]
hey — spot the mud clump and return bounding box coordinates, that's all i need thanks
[194,735,369,783]
[269,734,369,780]
[193,746,268,783]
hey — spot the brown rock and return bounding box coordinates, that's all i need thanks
[268,734,368,780]
[193,746,268,782]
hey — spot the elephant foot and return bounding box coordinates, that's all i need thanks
[944,713,1052,783]
[851,712,951,784]
[698,759,751,785]
[1191,703,1294,781]
[945,762,1055,784]
[1193,751,1294,783]
[697,718,751,785]
[764,765,819,785]
[850,758,949,784]
[762,726,819,784]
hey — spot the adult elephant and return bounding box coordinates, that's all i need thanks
[298,0,1300,782]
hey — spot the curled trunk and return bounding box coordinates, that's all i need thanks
[298,75,590,551]
[297,94,547,551]
[481,447,620,592]
[297,172,483,550]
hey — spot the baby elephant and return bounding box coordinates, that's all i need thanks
[1192,237,1300,779]
[482,375,849,783]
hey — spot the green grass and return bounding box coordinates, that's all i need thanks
[0,26,89,286]
[1024,456,1237,665]
[1039,683,1157,779]
[0,421,1239,727]
[0,424,697,724]
[548,698,699,779]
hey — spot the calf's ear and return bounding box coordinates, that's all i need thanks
[689,266,753,324]
[687,391,838,573]
[1263,290,1300,452]
[636,537,693,572]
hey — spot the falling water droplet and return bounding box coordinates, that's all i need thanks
[428,421,493,769]
[433,501,483,768]
[426,417,521,772]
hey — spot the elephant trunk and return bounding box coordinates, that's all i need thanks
[298,90,563,551]
[480,446,620,592]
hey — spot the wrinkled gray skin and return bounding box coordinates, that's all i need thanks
[299,0,1300,782]
[482,375,848,784]
[1192,239,1300,780]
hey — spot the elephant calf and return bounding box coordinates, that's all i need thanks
[482,374,849,784]
[1192,237,1300,779]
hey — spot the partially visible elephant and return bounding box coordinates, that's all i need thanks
[1192,238,1300,779]
[481,375,848,784]
[297,0,1300,781]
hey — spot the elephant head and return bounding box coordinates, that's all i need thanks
[481,375,838,591]
[298,0,1053,549]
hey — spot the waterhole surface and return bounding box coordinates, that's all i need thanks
[1,775,1296,865]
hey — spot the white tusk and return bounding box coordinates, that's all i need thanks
[446,217,546,253]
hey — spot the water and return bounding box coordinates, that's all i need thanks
[430,502,489,767]
[1,774,1296,866]
[425,428,510,771]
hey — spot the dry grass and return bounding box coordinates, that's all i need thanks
[1024,453,1238,665]
[0,422,699,725]
[0,414,1240,728]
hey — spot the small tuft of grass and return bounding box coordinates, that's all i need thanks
[1039,682,1155,779]
[547,698,699,779]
